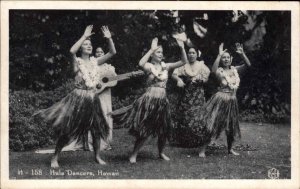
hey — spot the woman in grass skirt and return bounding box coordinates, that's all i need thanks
[195,43,251,157]
[170,47,210,147]
[120,37,188,163]
[34,25,116,167]
[59,46,115,152]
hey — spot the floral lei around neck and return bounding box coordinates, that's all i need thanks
[182,61,210,82]
[219,66,240,90]
[149,61,168,81]
[184,61,200,77]
[77,57,100,88]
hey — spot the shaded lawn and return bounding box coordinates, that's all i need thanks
[9,122,291,179]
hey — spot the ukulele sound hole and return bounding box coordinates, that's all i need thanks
[96,84,102,89]
[102,77,109,83]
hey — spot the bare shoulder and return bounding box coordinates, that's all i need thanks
[141,62,153,72]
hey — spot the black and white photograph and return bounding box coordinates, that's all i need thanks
[1,1,299,189]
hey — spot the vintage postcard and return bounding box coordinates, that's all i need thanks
[1,1,299,189]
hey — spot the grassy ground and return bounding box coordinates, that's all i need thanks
[9,122,291,179]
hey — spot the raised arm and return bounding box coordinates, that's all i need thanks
[138,38,159,72]
[212,43,227,74]
[96,26,117,65]
[70,25,94,60]
[166,39,188,71]
[70,25,94,72]
[235,43,251,73]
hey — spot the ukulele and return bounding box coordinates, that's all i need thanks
[95,70,144,94]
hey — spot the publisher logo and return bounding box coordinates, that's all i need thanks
[268,168,280,179]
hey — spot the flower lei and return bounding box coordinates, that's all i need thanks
[184,61,210,83]
[77,57,100,88]
[150,62,168,81]
[184,63,199,77]
[220,66,240,90]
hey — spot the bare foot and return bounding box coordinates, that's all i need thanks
[199,146,206,158]
[129,156,137,164]
[159,153,170,161]
[229,149,240,156]
[95,157,106,165]
[199,152,206,158]
[51,158,59,168]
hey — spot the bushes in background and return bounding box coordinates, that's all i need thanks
[9,79,290,151]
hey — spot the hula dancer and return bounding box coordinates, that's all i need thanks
[35,25,116,167]
[196,43,251,157]
[121,37,188,163]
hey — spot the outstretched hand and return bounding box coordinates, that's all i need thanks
[177,79,185,88]
[218,43,227,56]
[83,25,95,38]
[151,38,160,51]
[101,26,112,38]
[235,43,244,55]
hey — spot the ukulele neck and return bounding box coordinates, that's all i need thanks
[109,74,131,81]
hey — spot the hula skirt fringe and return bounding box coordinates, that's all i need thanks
[34,89,109,144]
[117,87,172,139]
[195,91,241,141]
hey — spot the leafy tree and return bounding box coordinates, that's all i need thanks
[9,10,291,118]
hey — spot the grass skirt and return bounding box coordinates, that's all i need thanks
[121,87,172,139]
[34,89,109,144]
[193,91,241,142]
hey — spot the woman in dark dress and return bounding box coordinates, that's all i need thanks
[171,47,210,147]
